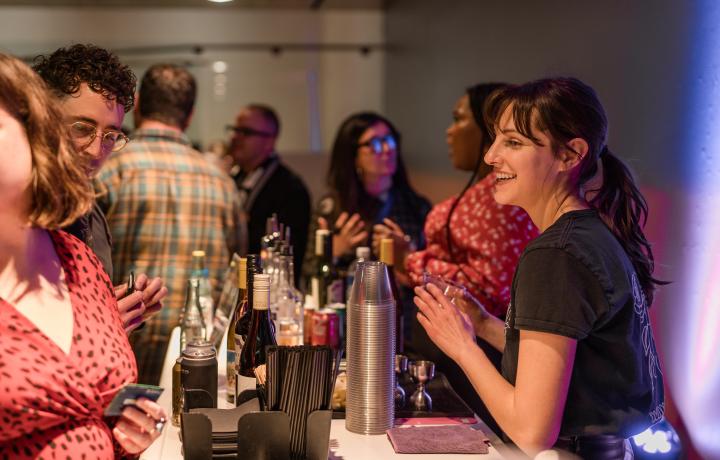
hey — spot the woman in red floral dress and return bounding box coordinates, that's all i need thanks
[0,53,165,459]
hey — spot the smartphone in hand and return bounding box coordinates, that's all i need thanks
[104,383,163,417]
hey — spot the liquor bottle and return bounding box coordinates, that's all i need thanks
[260,214,278,268]
[237,274,276,402]
[190,250,214,338]
[380,238,403,353]
[275,245,303,346]
[225,257,247,404]
[180,279,206,352]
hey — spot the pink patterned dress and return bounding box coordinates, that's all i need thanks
[0,230,137,459]
[406,175,539,317]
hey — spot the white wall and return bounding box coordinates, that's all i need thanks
[0,6,384,158]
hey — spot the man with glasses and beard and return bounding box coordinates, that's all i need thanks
[228,104,310,283]
[34,44,167,337]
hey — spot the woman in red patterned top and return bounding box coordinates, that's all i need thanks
[0,53,165,459]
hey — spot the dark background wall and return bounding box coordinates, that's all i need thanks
[385,0,692,196]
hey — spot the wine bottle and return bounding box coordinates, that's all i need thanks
[234,254,259,405]
[237,273,276,402]
[311,229,343,308]
[225,257,247,404]
[380,238,403,353]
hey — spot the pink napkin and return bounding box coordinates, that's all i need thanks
[386,425,490,454]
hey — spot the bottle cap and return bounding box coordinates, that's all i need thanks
[254,273,271,291]
[356,246,371,259]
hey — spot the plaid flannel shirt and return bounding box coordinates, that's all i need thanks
[96,128,245,383]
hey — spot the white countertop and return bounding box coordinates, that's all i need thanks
[140,327,511,460]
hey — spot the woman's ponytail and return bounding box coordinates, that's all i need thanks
[588,148,666,305]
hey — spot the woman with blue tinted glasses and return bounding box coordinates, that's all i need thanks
[303,113,430,320]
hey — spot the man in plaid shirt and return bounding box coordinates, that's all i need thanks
[97,64,245,385]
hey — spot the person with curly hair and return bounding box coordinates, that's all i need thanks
[0,51,166,460]
[34,44,167,335]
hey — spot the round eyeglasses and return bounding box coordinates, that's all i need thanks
[358,135,397,155]
[68,121,129,152]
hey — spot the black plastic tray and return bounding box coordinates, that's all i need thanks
[332,372,474,419]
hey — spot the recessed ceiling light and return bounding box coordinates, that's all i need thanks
[208,0,233,3]
[212,61,228,73]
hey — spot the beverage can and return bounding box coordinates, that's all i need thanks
[311,308,340,349]
[328,302,346,350]
[181,340,218,410]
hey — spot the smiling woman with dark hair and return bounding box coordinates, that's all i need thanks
[415,77,665,459]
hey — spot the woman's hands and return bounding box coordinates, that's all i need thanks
[113,398,167,455]
[114,274,168,334]
[450,287,493,337]
[414,283,477,363]
[318,212,368,259]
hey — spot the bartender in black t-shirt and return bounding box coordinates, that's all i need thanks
[413,78,664,459]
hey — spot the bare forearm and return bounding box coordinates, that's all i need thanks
[456,346,549,456]
[476,315,506,352]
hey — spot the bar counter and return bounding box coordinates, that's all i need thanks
[141,328,510,459]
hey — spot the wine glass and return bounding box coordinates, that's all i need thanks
[408,360,435,411]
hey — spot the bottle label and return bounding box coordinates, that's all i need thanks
[226,350,237,403]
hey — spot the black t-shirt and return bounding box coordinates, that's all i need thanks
[501,209,664,438]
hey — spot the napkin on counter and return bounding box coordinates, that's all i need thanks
[386,425,490,454]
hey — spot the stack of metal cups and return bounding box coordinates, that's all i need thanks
[345,261,396,435]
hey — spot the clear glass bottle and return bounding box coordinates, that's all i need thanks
[180,279,206,352]
[275,247,304,346]
[191,250,214,338]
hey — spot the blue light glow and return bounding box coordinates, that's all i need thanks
[677,1,720,458]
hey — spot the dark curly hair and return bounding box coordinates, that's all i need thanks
[33,44,136,113]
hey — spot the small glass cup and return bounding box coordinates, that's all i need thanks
[422,272,467,305]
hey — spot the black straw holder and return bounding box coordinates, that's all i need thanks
[181,408,332,460]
